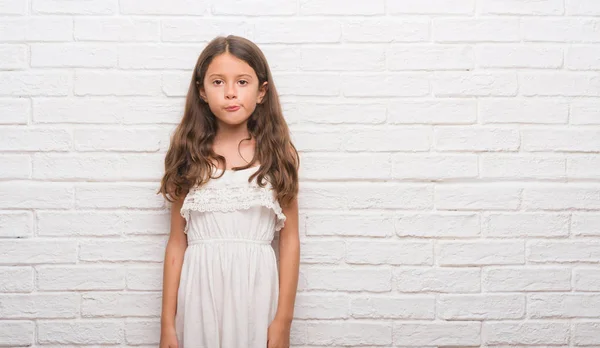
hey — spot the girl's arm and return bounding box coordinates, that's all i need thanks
[160,197,188,331]
[274,196,301,324]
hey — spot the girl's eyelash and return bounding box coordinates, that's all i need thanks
[212,80,249,85]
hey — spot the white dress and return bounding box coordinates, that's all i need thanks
[175,165,286,348]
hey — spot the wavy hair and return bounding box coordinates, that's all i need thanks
[157,35,299,208]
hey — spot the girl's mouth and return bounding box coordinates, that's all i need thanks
[225,105,240,111]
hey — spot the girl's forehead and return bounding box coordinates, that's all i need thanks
[206,53,256,77]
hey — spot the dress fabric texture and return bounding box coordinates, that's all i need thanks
[175,165,286,348]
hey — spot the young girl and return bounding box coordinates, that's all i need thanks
[157,35,300,348]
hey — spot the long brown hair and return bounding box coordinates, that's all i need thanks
[157,35,299,208]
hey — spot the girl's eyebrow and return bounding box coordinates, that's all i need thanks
[208,73,253,79]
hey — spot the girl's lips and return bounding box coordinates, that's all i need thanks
[225,106,240,111]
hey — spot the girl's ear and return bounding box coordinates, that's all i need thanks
[197,82,208,103]
[257,81,268,104]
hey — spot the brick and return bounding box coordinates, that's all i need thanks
[388,99,476,124]
[572,213,600,236]
[520,72,600,96]
[300,183,432,210]
[486,213,569,237]
[0,321,34,346]
[434,18,519,42]
[567,45,600,70]
[479,98,568,124]
[294,293,350,319]
[436,184,522,210]
[213,0,296,15]
[75,184,164,209]
[299,266,391,292]
[573,321,600,345]
[0,267,33,292]
[0,0,27,14]
[118,45,200,70]
[388,45,474,70]
[0,154,30,179]
[483,267,571,291]
[481,154,566,179]
[350,295,434,319]
[75,71,162,96]
[305,321,392,346]
[37,266,126,290]
[36,211,170,237]
[254,20,341,43]
[125,319,160,345]
[480,0,564,15]
[528,241,600,262]
[80,239,166,262]
[523,18,600,42]
[0,182,73,209]
[0,72,71,96]
[438,294,525,319]
[571,100,600,124]
[120,0,207,15]
[343,19,429,42]
[529,294,600,318]
[0,17,72,41]
[126,266,163,291]
[388,0,475,14]
[73,128,167,152]
[478,44,563,68]
[483,321,569,345]
[161,19,251,42]
[568,155,600,179]
[34,97,184,124]
[301,46,385,71]
[396,213,480,238]
[393,267,480,293]
[0,211,33,238]
[0,240,77,264]
[37,320,123,344]
[568,0,600,15]
[393,322,481,346]
[300,0,384,15]
[343,73,429,97]
[75,18,159,41]
[31,44,117,68]
[346,241,432,265]
[345,127,431,151]
[300,240,344,264]
[0,294,78,318]
[81,292,161,317]
[306,213,393,237]
[574,268,600,291]
[276,73,341,96]
[392,154,478,180]
[433,72,518,96]
[523,129,600,152]
[523,185,600,210]
[283,101,385,124]
[33,0,117,14]
[0,44,27,69]
[0,98,29,124]
[438,240,525,266]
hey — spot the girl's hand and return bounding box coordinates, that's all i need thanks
[267,318,291,348]
[159,325,179,348]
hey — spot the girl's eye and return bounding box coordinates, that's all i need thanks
[239,80,248,86]
[213,80,223,86]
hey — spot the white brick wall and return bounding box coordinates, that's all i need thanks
[1,0,599,346]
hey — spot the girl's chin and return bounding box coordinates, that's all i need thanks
[215,114,251,126]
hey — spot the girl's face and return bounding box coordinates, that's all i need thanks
[199,52,267,127]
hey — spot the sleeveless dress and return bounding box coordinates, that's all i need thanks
[175,165,286,348]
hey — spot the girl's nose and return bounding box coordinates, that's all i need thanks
[225,84,237,99]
